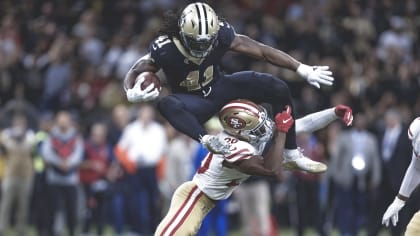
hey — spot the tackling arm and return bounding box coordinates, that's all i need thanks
[234,156,278,178]
[233,128,287,180]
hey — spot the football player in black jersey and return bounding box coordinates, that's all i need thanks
[124,2,334,173]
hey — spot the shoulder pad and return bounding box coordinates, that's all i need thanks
[223,138,256,163]
[408,117,420,141]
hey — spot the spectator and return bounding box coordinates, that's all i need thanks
[290,133,325,236]
[106,104,130,235]
[0,12,22,103]
[79,122,112,235]
[235,161,272,236]
[42,111,83,236]
[31,112,54,236]
[0,0,418,234]
[376,16,413,63]
[40,34,74,111]
[0,114,36,236]
[329,113,381,236]
[114,104,167,234]
[159,122,197,212]
[368,108,413,236]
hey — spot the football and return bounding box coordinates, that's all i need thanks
[136,71,161,91]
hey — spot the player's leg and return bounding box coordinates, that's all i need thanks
[213,71,297,149]
[157,94,217,141]
[214,71,326,173]
[155,181,215,236]
[157,94,232,154]
[405,211,420,236]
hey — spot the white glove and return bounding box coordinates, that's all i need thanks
[382,197,406,227]
[126,76,159,102]
[296,64,334,89]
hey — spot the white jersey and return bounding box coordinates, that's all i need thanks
[397,117,420,197]
[193,132,260,200]
[408,117,420,157]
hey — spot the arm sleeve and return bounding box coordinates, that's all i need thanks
[399,154,420,197]
[295,108,337,134]
[149,37,170,69]
[218,21,236,49]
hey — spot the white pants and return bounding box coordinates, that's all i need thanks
[0,176,33,234]
[406,210,420,236]
[155,181,215,236]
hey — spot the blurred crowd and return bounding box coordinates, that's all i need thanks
[0,0,419,235]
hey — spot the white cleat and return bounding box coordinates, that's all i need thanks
[200,134,231,155]
[282,149,327,173]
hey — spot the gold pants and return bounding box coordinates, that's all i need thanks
[155,181,215,236]
[406,210,420,236]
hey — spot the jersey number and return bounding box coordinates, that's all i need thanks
[180,65,214,91]
[153,36,171,49]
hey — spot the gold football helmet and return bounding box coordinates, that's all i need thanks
[219,99,274,144]
[178,2,219,58]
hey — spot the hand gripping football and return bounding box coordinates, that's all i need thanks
[136,71,161,91]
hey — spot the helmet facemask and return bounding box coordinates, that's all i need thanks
[219,100,275,145]
[180,32,218,58]
[237,108,275,146]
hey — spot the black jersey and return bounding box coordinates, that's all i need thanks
[150,21,235,95]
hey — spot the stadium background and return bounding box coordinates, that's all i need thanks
[0,0,419,235]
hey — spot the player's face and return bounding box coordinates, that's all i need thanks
[245,116,275,145]
[181,34,218,58]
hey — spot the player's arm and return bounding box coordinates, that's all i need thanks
[230,34,299,71]
[295,105,353,134]
[124,54,160,102]
[382,118,420,227]
[235,108,290,179]
[123,54,159,91]
[263,106,292,176]
[233,156,279,179]
[230,34,334,88]
[397,155,420,200]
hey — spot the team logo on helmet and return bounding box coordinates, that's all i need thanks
[227,117,246,129]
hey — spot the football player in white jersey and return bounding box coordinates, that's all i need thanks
[382,117,420,235]
[155,99,353,236]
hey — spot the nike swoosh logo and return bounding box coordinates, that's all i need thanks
[282,117,292,123]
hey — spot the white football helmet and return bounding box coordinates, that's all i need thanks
[219,99,274,145]
[178,2,219,58]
